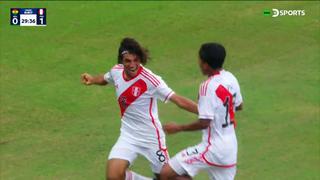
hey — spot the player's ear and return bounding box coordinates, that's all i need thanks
[203,62,210,71]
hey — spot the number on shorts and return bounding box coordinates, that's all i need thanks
[186,147,198,156]
[156,150,166,162]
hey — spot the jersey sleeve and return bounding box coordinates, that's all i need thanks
[103,71,114,85]
[198,84,215,120]
[155,78,175,103]
[233,78,243,107]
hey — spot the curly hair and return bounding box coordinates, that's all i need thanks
[117,37,150,65]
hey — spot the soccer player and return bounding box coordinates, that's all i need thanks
[160,43,243,180]
[81,38,198,180]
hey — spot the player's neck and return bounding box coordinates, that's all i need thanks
[124,71,136,80]
[123,66,142,80]
[207,68,222,77]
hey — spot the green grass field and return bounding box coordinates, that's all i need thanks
[1,1,319,179]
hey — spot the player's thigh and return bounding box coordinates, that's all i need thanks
[107,137,139,165]
[106,159,130,180]
[107,138,139,179]
[208,166,236,180]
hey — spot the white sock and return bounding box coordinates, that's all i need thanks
[125,171,153,180]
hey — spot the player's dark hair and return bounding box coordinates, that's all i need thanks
[199,42,226,69]
[118,37,149,65]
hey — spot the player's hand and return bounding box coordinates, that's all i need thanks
[81,73,93,85]
[164,122,182,134]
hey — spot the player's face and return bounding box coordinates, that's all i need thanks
[122,53,141,77]
[198,58,209,75]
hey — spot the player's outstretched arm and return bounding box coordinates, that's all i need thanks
[81,73,108,86]
[169,94,198,114]
[163,119,210,134]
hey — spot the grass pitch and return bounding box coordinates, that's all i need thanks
[1,1,319,179]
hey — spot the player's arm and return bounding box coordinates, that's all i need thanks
[81,73,108,85]
[169,94,198,114]
[164,119,210,134]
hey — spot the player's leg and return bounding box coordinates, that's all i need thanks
[106,158,129,180]
[107,159,152,180]
[161,144,207,180]
[160,163,191,180]
[107,137,138,180]
[207,166,236,180]
[151,148,169,179]
[125,170,153,180]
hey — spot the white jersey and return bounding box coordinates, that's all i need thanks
[104,64,174,150]
[198,70,243,166]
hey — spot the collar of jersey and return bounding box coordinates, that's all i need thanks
[208,69,223,78]
[122,65,143,82]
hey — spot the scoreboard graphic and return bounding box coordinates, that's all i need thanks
[11,8,46,26]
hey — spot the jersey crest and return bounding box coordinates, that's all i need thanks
[132,86,142,97]
[118,79,147,116]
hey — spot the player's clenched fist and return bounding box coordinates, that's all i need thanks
[81,73,93,85]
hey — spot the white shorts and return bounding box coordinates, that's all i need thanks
[108,136,169,174]
[168,144,236,180]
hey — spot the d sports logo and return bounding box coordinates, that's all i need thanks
[264,9,305,17]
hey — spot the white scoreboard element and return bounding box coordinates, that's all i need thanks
[20,14,37,26]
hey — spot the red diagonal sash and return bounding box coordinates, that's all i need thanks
[118,79,147,117]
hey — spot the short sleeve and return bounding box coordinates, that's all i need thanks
[198,85,215,120]
[155,78,175,103]
[103,71,114,85]
[233,78,243,107]
[234,91,243,107]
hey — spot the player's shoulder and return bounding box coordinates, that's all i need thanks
[140,66,162,87]
[213,70,242,96]
[141,66,161,78]
[199,76,215,96]
[200,70,231,96]
[108,64,124,77]
[221,70,238,81]
[111,64,124,71]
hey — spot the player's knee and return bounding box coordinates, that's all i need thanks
[106,160,127,180]
[160,164,173,180]
[107,170,126,180]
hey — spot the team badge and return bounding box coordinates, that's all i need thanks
[131,86,141,97]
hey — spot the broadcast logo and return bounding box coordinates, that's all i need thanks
[264,9,305,17]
